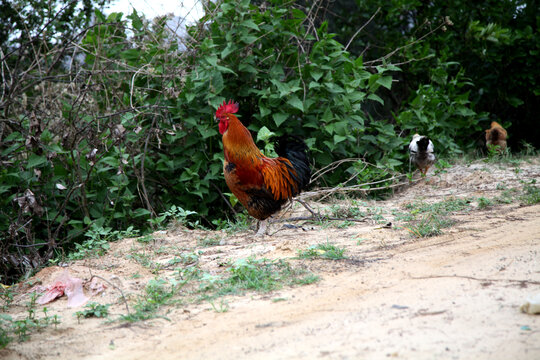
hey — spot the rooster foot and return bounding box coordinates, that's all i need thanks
[255,220,268,236]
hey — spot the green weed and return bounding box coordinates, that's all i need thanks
[495,188,519,204]
[0,287,15,312]
[121,278,183,322]
[328,204,365,219]
[127,252,157,271]
[401,198,470,238]
[434,158,452,174]
[520,183,540,205]
[477,197,493,209]
[406,215,455,238]
[209,299,229,313]
[196,258,319,301]
[354,237,367,245]
[68,225,139,261]
[486,144,509,159]
[0,294,61,348]
[136,235,154,244]
[297,243,346,260]
[75,302,110,323]
[212,212,252,234]
[197,235,222,247]
[148,205,199,229]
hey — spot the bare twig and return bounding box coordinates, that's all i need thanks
[87,273,131,315]
[300,175,414,201]
[364,20,448,67]
[409,274,540,286]
[130,64,151,112]
[295,198,322,221]
[345,7,381,51]
[310,158,365,184]
[210,181,237,215]
[272,215,366,223]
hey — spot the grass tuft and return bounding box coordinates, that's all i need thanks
[297,243,346,260]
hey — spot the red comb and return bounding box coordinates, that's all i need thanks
[216,100,239,118]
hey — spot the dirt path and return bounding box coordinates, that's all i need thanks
[104,205,540,360]
[2,159,540,359]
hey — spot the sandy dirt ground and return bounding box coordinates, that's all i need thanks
[2,158,540,359]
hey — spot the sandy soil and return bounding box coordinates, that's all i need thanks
[2,158,540,359]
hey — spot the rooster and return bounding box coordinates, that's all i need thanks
[485,121,507,152]
[216,100,310,235]
[409,134,436,176]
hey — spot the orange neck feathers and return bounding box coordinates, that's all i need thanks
[222,114,262,162]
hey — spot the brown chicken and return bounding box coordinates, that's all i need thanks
[216,100,310,235]
[485,121,507,152]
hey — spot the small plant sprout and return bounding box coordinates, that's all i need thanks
[477,197,493,209]
[354,237,367,245]
[521,182,540,205]
[209,299,229,313]
[297,243,346,260]
[75,303,110,324]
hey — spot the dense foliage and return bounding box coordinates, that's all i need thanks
[323,0,540,149]
[0,0,535,283]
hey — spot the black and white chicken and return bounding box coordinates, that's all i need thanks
[409,134,436,176]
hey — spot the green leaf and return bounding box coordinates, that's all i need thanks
[241,20,260,31]
[377,76,393,90]
[455,106,476,117]
[507,96,524,107]
[272,113,288,127]
[259,106,271,118]
[241,35,258,44]
[367,93,384,105]
[311,70,324,81]
[347,91,365,103]
[287,96,304,112]
[216,65,237,76]
[205,56,218,66]
[133,208,151,218]
[256,126,275,143]
[239,63,257,73]
[210,72,224,94]
[26,154,48,168]
[200,127,218,139]
[221,44,235,59]
[130,10,143,31]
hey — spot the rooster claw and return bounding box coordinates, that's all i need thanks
[255,220,268,236]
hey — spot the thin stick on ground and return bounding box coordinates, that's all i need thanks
[295,198,322,221]
[87,272,131,315]
[409,274,540,286]
[274,216,367,223]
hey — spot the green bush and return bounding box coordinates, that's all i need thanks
[325,0,540,149]
[0,0,487,283]
[395,61,486,154]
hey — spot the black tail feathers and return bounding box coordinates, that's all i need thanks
[416,136,430,152]
[275,135,311,192]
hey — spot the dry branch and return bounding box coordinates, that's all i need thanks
[87,273,131,315]
[409,274,540,286]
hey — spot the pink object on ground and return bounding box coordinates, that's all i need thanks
[37,270,88,307]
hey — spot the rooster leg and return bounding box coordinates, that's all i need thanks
[255,219,268,236]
